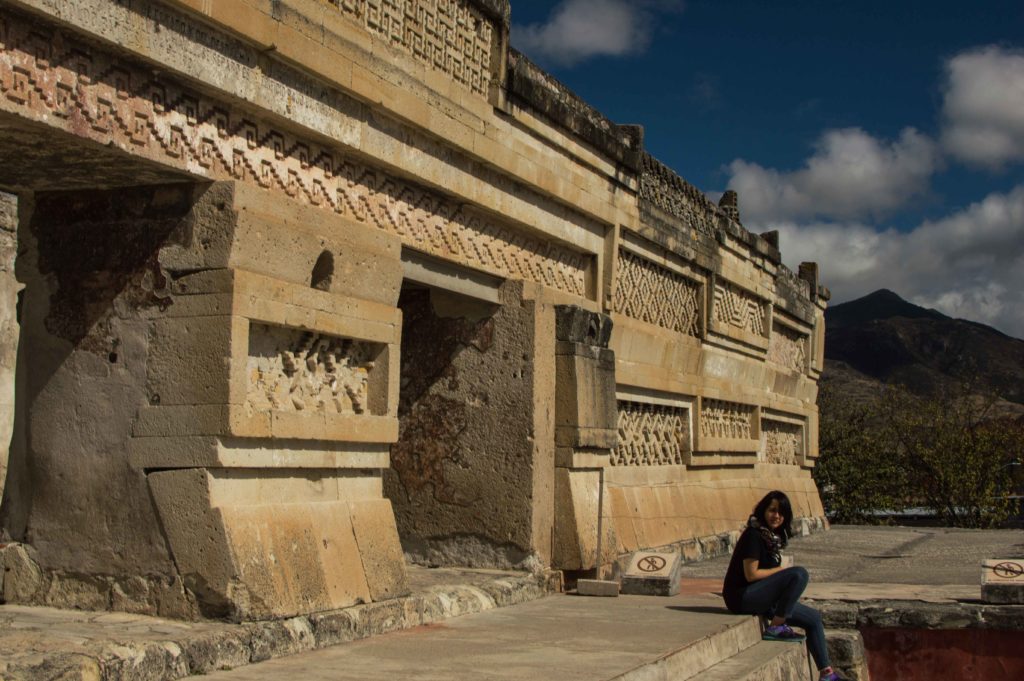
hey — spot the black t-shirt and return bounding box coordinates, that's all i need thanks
[721,526,781,611]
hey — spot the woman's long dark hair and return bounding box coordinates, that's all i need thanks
[753,490,794,544]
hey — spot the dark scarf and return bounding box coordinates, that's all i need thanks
[747,515,786,565]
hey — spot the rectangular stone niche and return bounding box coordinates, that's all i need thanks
[247,323,387,417]
[760,412,806,467]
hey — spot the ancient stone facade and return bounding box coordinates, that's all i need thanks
[0,0,827,618]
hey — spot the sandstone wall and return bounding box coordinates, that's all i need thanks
[0,0,829,614]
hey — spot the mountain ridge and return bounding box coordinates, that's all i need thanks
[823,289,1024,411]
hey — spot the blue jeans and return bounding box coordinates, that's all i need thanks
[733,567,831,671]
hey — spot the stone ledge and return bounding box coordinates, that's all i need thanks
[809,597,1024,631]
[0,570,551,681]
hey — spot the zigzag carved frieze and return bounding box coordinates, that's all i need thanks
[0,13,587,297]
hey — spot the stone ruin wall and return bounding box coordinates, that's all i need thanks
[0,192,15,507]
[0,0,827,615]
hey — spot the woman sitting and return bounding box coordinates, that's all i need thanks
[722,490,844,681]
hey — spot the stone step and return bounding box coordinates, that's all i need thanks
[612,616,765,681]
[696,640,812,681]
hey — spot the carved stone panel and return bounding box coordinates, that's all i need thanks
[767,322,808,373]
[333,0,494,97]
[762,419,804,466]
[612,401,689,466]
[712,281,767,338]
[247,323,382,416]
[613,249,701,336]
[699,399,755,441]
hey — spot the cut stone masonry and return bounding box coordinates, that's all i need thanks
[0,0,829,619]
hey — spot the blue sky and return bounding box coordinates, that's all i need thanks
[509,0,1024,337]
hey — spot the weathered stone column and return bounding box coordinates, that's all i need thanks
[0,192,17,505]
[2,180,409,620]
[552,306,618,572]
[140,181,409,620]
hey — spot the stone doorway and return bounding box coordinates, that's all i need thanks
[385,272,557,570]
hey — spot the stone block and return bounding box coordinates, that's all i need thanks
[554,305,613,346]
[576,579,619,597]
[555,426,618,449]
[554,350,617,431]
[981,559,1024,604]
[146,315,238,406]
[42,573,111,611]
[620,551,683,596]
[553,469,617,570]
[148,467,407,620]
[349,499,410,602]
[159,183,404,307]
[2,543,43,603]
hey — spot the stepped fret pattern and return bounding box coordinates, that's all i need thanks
[614,250,701,336]
[639,153,718,237]
[0,16,587,296]
[333,0,494,96]
[762,420,803,465]
[712,282,766,337]
[700,399,755,440]
[767,324,807,373]
[612,401,689,466]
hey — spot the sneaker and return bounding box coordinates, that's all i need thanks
[762,624,806,642]
[819,672,847,681]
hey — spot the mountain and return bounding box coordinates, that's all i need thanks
[823,290,1024,412]
[825,289,949,329]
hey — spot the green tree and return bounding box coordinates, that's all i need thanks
[816,381,1023,527]
[881,386,1023,528]
[815,386,907,524]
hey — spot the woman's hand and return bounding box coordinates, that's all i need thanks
[742,558,789,582]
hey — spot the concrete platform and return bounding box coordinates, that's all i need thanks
[198,593,803,681]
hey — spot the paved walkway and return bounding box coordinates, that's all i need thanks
[680,525,1024,601]
[1,526,1021,680]
[200,592,748,681]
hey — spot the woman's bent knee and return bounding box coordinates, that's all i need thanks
[783,566,809,583]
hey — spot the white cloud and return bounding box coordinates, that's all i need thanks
[511,0,658,67]
[726,127,940,222]
[765,185,1024,338]
[941,46,1024,170]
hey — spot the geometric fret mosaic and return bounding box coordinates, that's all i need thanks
[612,400,689,466]
[699,398,755,440]
[333,0,494,97]
[712,280,767,337]
[614,249,701,336]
